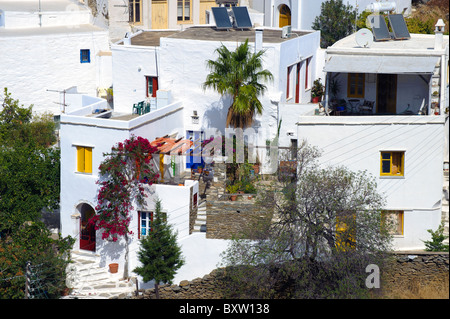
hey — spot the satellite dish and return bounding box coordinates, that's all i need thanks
[355,28,374,48]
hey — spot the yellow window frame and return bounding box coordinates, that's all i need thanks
[335,213,356,251]
[77,146,93,174]
[347,73,365,98]
[177,0,192,23]
[381,210,404,235]
[380,151,404,176]
[129,0,143,25]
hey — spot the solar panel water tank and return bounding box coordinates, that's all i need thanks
[232,6,252,29]
[388,14,411,40]
[368,15,391,41]
[212,7,232,30]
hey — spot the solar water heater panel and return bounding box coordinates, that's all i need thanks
[212,7,232,30]
[388,14,411,40]
[369,15,391,41]
[232,6,252,29]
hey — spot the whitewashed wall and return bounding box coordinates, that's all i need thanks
[296,115,445,250]
[111,42,158,114]
[0,27,111,115]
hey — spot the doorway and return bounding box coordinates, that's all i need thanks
[279,5,291,28]
[377,74,397,114]
[79,203,96,252]
[186,130,204,169]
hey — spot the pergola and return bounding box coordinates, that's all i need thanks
[149,135,195,182]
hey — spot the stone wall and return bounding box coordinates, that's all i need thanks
[134,269,225,299]
[383,251,449,296]
[133,252,449,299]
[206,199,272,239]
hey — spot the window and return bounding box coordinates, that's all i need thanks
[380,151,404,176]
[76,146,92,173]
[138,211,167,239]
[305,57,312,90]
[381,211,404,235]
[286,65,294,100]
[193,193,198,208]
[129,0,142,24]
[177,0,191,22]
[335,213,356,251]
[139,211,153,239]
[146,76,158,98]
[347,73,365,98]
[80,49,90,63]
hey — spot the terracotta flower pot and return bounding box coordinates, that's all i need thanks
[109,263,119,273]
[230,195,237,201]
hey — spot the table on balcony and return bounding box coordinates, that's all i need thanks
[348,99,361,114]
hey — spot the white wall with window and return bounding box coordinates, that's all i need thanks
[0,1,111,115]
[296,115,446,250]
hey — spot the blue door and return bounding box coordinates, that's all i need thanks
[186,130,204,169]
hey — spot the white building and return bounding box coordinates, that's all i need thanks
[296,21,449,250]
[59,17,323,292]
[111,25,322,172]
[250,0,412,30]
[58,94,226,286]
[0,0,112,115]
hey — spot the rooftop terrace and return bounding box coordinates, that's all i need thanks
[121,26,312,47]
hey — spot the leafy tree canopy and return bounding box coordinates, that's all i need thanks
[203,39,273,128]
[312,0,359,48]
[0,88,73,299]
[220,141,393,299]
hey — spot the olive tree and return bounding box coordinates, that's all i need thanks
[220,141,393,299]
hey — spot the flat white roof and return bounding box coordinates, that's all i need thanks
[327,33,449,56]
[0,23,105,37]
[0,0,87,13]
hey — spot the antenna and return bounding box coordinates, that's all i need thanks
[355,28,374,48]
[47,89,69,113]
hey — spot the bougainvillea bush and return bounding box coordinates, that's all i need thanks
[90,136,159,242]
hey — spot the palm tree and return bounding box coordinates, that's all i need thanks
[203,39,273,129]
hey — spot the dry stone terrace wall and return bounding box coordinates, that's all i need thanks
[383,252,449,293]
[205,199,272,239]
[132,253,449,299]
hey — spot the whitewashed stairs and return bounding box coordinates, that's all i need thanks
[63,251,135,299]
[193,200,207,233]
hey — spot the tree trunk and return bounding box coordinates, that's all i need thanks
[155,282,160,299]
[123,233,129,279]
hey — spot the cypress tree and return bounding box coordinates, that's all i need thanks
[134,200,184,298]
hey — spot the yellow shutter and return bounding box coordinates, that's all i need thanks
[85,147,92,173]
[77,146,85,172]
[77,146,92,173]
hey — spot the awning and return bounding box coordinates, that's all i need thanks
[323,55,439,74]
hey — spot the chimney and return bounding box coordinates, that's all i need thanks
[255,28,263,53]
[434,19,445,50]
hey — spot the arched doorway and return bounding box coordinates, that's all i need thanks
[279,4,291,28]
[79,203,96,252]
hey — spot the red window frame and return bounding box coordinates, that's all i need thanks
[146,76,158,98]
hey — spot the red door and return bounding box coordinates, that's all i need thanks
[80,205,96,252]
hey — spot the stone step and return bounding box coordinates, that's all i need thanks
[65,251,136,299]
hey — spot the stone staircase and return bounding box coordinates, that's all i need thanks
[63,251,136,299]
[193,200,207,233]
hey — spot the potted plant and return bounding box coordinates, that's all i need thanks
[329,78,341,107]
[109,263,119,273]
[311,78,324,103]
[226,184,240,201]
